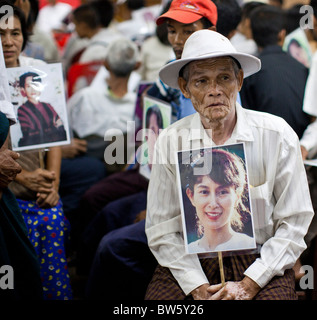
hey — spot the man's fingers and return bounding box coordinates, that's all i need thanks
[207,283,223,294]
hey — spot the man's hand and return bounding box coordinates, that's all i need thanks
[0,149,22,189]
[300,145,308,160]
[190,283,212,300]
[207,276,261,300]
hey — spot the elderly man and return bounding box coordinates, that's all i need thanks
[145,29,314,300]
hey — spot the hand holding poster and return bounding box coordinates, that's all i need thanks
[176,143,256,255]
[8,63,70,151]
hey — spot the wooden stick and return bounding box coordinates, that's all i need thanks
[218,251,225,287]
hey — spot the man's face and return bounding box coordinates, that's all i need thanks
[166,19,205,59]
[73,19,89,38]
[178,57,243,128]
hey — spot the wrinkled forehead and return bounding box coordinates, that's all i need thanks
[187,56,236,73]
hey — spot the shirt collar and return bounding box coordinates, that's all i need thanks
[188,103,254,145]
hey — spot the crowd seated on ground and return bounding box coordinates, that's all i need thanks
[1,0,317,301]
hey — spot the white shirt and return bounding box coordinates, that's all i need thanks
[78,28,124,64]
[19,55,47,67]
[230,32,258,56]
[67,85,136,139]
[146,103,313,295]
[138,36,174,82]
[303,52,317,117]
[36,2,72,33]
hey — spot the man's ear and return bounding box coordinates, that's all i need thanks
[134,61,141,71]
[237,69,244,92]
[277,29,286,46]
[178,77,190,98]
[103,60,110,71]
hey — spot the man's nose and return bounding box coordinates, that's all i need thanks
[208,81,222,96]
[174,32,186,45]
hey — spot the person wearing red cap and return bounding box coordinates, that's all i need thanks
[157,0,217,26]
[147,0,218,121]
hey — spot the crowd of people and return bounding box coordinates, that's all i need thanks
[1,0,317,301]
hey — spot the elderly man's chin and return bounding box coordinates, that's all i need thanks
[203,106,230,123]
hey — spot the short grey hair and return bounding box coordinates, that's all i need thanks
[106,38,140,77]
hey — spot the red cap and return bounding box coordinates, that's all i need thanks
[156,0,218,26]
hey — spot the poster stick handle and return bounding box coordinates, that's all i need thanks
[39,149,45,169]
[218,251,225,287]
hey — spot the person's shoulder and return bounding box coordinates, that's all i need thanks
[19,55,47,67]
[244,107,296,136]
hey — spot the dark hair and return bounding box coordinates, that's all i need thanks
[72,3,101,29]
[145,105,163,130]
[0,1,28,50]
[241,1,267,21]
[310,0,317,19]
[285,4,306,35]
[19,71,41,88]
[214,0,242,37]
[126,0,145,10]
[250,5,286,48]
[90,0,114,28]
[155,0,172,46]
[199,16,214,29]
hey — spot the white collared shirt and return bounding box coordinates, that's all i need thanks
[146,103,314,295]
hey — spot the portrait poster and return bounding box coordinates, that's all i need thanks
[8,63,71,151]
[175,143,256,255]
[138,95,171,180]
[133,81,154,137]
[283,27,312,68]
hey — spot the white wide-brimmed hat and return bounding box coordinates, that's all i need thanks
[159,30,261,89]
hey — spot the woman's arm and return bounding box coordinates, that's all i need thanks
[35,146,62,208]
[45,146,62,191]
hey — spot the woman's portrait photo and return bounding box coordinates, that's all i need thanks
[8,63,70,151]
[138,95,171,179]
[176,143,256,254]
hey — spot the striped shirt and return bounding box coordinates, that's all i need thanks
[146,103,314,295]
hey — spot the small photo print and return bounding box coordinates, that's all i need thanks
[138,95,171,180]
[175,143,256,254]
[8,63,71,151]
